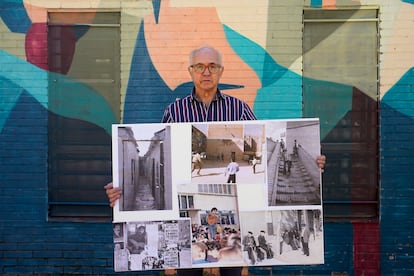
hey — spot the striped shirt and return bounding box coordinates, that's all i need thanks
[161,89,257,123]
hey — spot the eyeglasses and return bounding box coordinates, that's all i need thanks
[190,63,222,74]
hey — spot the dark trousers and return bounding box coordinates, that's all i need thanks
[227,174,236,183]
[301,237,309,256]
[177,267,242,276]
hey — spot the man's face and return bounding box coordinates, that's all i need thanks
[189,48,223,95]
[114,225,121,235]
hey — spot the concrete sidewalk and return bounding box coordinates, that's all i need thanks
[191,159,266,185]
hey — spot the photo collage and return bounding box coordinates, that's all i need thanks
[111,119,324,271]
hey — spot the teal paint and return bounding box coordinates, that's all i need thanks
[303,77,353,140]
[0,50,117,134]
[310,0,323,7]
[223,25,302,119]
[382,67,414,118]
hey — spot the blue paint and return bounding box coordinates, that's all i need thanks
[0,76,23,133]
[380,66,414,274]
[124,23,185,123]
[152,0,161,24]
[380,103,414,274]
[382,67,414,118]
[0,92,48,227]
[0,0,31,33]
[0,97,114,273]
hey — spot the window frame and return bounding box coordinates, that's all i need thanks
[302,7,380,222]
[47,10,121,221]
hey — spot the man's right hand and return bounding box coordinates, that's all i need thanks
[104,182,122,208]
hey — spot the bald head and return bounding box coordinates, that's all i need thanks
[189,46,222,66]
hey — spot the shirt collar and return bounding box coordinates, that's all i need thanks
[190,87,226,103]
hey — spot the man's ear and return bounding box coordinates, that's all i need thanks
[188,66,195,79]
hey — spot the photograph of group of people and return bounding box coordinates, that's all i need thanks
[111,119,324,271]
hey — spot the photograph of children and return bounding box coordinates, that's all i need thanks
[266,119,322,206]
[191,123,266,185]
[239,209,324,266]
[114,124,173,212]
[177,183,244,268]
[114,220,192,272]
[190,220,244,268]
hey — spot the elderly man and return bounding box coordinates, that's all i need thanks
[105,45,326,276]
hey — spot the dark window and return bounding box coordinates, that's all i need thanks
[303,8,379,221]
[47,12,120,220]
[178,195,195,210]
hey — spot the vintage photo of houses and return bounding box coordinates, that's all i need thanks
[111,119,324,271]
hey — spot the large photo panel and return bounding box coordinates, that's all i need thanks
[111,119,323,271]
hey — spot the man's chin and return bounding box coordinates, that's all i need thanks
[200,83,216,91]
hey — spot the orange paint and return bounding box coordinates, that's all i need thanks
[144,0,260,109]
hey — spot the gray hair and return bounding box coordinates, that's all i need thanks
[189,46,222,65]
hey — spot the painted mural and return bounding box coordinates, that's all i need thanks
[1,0,413,275]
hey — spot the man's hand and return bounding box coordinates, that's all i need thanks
[316,155,326,173]
[104,182,122,208]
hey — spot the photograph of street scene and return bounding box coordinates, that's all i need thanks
[266,120,322,206]
[239,209,324,266]
[190,123,266,185]
[114,124,173,212]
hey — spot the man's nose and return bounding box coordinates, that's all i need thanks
[202,67,211,75]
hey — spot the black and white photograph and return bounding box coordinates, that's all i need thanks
[113,220,192,271]
[266,120,322,206]
[113,223,124,241]
[239,209,324,266]
[112,124,174,222]
[190,123,266,185]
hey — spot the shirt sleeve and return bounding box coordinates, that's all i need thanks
[161,105,173,123]
[241,102,257,120]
